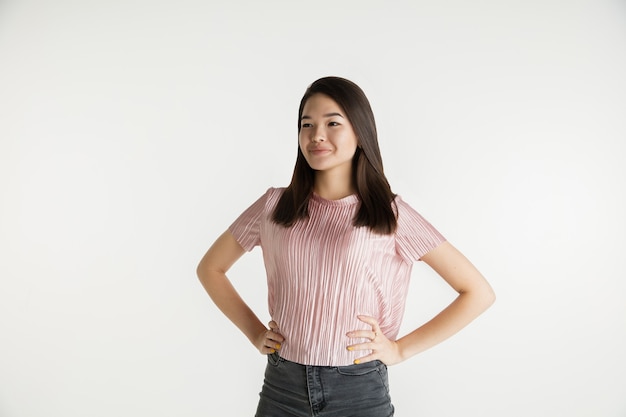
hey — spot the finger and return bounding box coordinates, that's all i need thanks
[346,342,373,352]
[357,315,380,330]
[266,330,285,344]
[259,332,278,354]
[267,321,284,343]
[265,330,283,349]
[353,352,377,365]
[346,329,377,341]
[357,315,380,340]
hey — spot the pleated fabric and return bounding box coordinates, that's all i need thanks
[229,188,445,366]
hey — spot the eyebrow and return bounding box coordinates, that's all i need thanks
[300,112,345,120]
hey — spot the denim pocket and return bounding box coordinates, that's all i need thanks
[335,360,383,376]
[267,351,282,367]
[333,361,391,398]
[376,362,390,393]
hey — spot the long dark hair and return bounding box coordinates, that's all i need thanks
[272,76,397,234]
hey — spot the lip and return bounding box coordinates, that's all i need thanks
[309,147,332,155]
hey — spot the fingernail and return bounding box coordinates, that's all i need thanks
[354,359,360,364]
[269,349,275,354]
[275,344,281,349]
[347,346,353,351]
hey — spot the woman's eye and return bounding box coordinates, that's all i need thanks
[328,121,340,126]
[301,123,312,128]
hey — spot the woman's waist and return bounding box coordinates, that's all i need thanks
[278,341,369,367]
[273,321,374,366]
[268,351,385,371]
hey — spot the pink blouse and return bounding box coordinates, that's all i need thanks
[229,188,445,366]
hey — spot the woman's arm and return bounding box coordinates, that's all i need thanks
[347,241,495,365]
[196,230,284,354]
[395,241,495,360]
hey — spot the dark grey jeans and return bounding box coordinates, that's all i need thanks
[255,352,394,417]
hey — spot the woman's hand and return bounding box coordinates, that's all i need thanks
[255,320,285,355]
[346,315,403,366]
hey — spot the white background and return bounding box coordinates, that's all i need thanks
[1,1,625,416]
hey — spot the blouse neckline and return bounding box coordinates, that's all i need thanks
[311,192,359,206]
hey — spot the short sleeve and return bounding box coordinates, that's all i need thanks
[228,189,272,252]
[394,196,446,263]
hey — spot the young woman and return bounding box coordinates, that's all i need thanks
[197,76,495,416]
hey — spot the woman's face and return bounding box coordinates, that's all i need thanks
[299,94,358,176]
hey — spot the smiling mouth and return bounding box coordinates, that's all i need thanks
[309,148,332,155]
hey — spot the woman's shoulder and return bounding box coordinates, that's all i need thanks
[265,186,286,195]
[264,186,286,200]
[256,186,286,210]
[392,194,432,225]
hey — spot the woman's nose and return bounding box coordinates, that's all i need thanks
[313,127,325,142]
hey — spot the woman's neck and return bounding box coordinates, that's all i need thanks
[313,171,355,200]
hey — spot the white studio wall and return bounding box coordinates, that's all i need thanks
[1,1,625,416]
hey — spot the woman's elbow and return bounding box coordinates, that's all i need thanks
[481,283,496,309]
[464,280,496,311]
